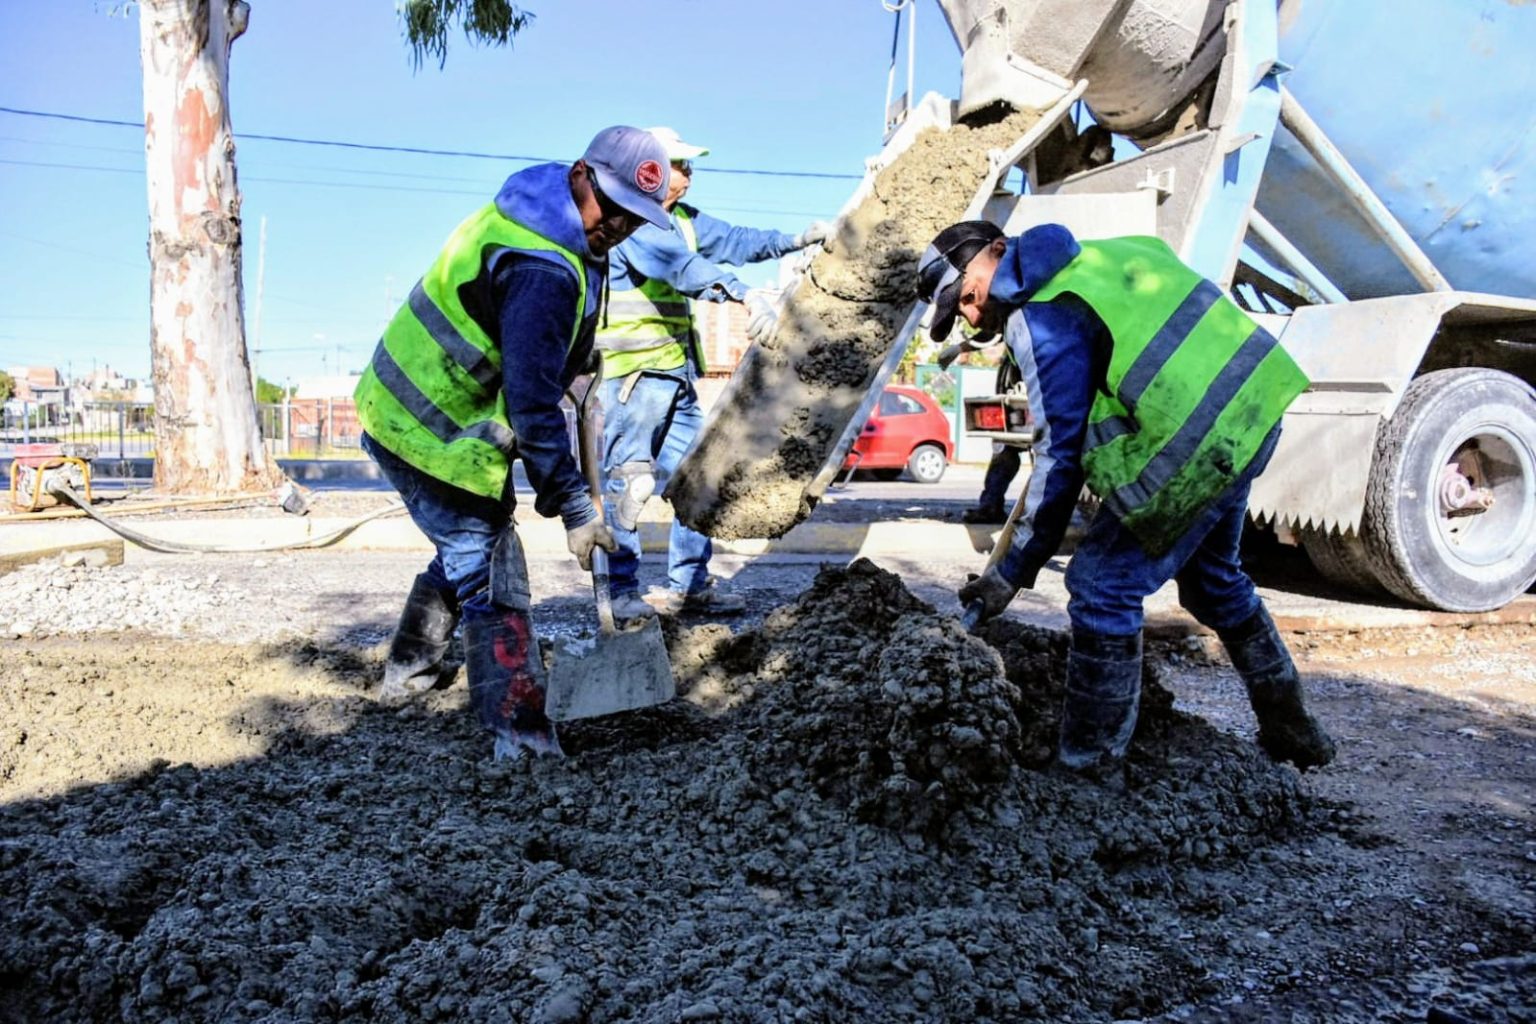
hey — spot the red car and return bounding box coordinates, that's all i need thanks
[843,384,954,484]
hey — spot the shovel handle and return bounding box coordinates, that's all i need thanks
[572,379,620,637]
[592,547,616,635]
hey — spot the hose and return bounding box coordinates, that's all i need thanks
[48,483,406,555]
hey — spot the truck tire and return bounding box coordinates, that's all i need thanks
[1360,368,1536,612]
[906,444,948,484]
[1299,526,1387,597]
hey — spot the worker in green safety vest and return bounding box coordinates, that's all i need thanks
[355,126,672,761]
[920,220,1335,776]
[594,126,830,622]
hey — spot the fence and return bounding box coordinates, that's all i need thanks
[258,397,363,457]
[0,400,156,458]
[0,398,364,459]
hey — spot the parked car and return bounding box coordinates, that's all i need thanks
[843,384,953,484]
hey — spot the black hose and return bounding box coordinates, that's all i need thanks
[48,483,405,555]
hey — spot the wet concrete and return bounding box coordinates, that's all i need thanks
[668,110,1040,541]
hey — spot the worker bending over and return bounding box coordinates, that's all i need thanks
[357,126,672,759]
[922,220,1335,772]
[596,126,829,621]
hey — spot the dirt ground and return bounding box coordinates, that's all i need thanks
[1,553,1532,1023]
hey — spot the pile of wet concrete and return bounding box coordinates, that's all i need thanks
[1,560,1316,1023]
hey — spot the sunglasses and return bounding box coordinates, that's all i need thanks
[585,167,643,229]
[671,160,693,176]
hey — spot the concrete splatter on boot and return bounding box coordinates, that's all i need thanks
[378,573,460,703]
[464,608,562,760]
[1058,630,1143,772]
[1219,606,1335,770]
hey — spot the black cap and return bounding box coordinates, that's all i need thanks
[915,220,1004,341]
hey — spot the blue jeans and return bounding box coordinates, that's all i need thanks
[600,365,712,597]
[362,433,512,620]
[1064,427,1280,637]
[978,443,1024,509]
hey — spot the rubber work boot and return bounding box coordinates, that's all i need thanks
[463,608,563,760]
[378,573,460,703]
[1218,606,1335,770]
[646,577,745,616]
[610,590,658,628]
[1058,629,1143,770]
[961,503,1007,525]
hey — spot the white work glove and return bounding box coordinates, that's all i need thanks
[958,566,1019,622]
[793,220,832,250]
[566,519,617,571]
[743,288,780,345]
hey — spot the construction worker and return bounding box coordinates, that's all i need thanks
[596,126,829,620]
[356,126,672,760]
[922,220,1335,773]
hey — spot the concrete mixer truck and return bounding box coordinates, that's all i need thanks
[668,0,1536,614]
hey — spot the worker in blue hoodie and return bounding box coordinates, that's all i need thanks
[921,220,1334,775]
[595,126,830,622]
[355,126,672,760]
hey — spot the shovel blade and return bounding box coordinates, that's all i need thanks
[545,617,675,721]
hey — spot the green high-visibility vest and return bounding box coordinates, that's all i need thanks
[354,202,586,501]
[1031,236,1309,554]
[597,207,707,377]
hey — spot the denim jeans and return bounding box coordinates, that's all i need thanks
[362,432,512,620]
[1063,426,1280,637]
[978,443,1024,509]
[599,364,712,597]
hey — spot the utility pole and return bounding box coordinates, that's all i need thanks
[250,215,268,399]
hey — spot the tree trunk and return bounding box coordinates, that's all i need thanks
[138,0,283,494]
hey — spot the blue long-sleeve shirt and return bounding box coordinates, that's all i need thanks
[608,202,800,303]
[486,163,606,529]
[992,225,1114,588]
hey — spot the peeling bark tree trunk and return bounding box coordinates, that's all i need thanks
[139,0,283,494]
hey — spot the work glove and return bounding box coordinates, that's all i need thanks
[566,519,617,571]
[793,220,832,250]
[958,566,1019,622]
[743,288,780,345]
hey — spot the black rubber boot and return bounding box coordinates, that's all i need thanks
[961,503,1007,524]
[1058,629,1143,770]
[463,608,562,760]
[1218,606,1336,770]
[378,573,460,702]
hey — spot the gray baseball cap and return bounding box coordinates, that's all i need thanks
[582,125,672,230]
[916,220,1004,341]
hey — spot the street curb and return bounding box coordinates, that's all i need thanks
[0,538,125,574]
[0,515,1003,561]
[4,513,1532,639]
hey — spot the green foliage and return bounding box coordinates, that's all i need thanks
[0,370,13,404]
[399,0,535,70]
[255,377,288,405]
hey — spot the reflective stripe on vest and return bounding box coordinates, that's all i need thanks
[1030,236,1309,555]
[597,207,707,376]
[354,202,586,501]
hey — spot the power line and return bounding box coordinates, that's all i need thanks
[0,157,835,218]
[0,105,864,181]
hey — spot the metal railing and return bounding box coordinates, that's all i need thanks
[257,397,363,457]
[0,400,155,458]
[0,398,365,460]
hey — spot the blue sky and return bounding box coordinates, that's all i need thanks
[0,0,959,385]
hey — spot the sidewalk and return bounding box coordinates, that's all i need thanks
[5,484,1533,641]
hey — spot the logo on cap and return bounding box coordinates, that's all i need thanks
[635,159,664,194]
